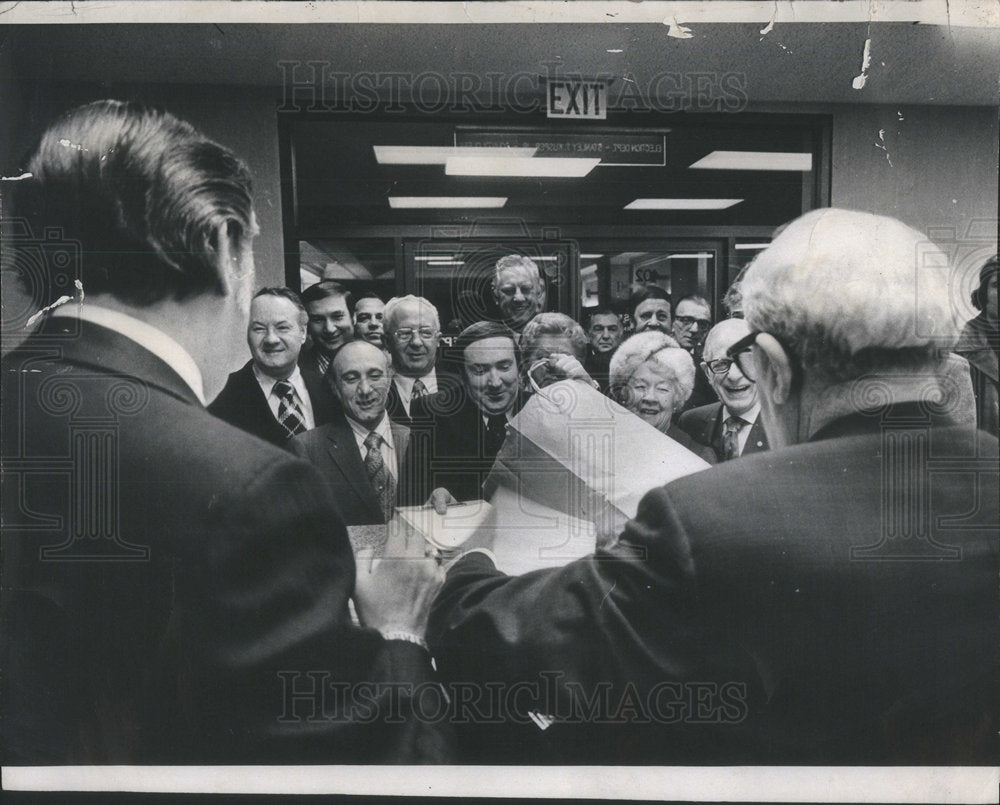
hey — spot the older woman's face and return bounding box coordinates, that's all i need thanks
[623,361,677,433]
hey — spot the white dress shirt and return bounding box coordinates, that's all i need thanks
[252,363,316,430]
[347,413,398,479]
[392,370,438,416]
[723,401,762,456]
[50,303,206,404]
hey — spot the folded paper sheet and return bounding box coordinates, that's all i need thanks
[486,379,711,537]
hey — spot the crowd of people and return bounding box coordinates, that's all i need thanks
[2,100,997,767]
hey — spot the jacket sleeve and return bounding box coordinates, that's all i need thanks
[427,485,709,712]
[175,453,453,763]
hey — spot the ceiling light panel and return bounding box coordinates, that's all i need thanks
[445,156,600,178]
[624,199,743,210]
[689,151,813,171]
[388,197,507,208]
[373,146,536,164]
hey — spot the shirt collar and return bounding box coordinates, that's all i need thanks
[252,362,308,399]
[347,411,393,444]
[51,303,205,404]
[394,370,437,397]
[723,401,761,425]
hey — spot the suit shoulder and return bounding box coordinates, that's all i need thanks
[678,401,720,427]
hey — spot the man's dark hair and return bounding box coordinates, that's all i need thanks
[14,99,254,307]
[971,255,998,311]
[586,308,621,328]
[253,286,306,315]
[629,285,671,314]
[301,279,354,314]
[673,294,711,315]
[355,291,383,303]
[453,320,518,362]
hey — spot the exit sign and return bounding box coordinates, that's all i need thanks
[546,80,607,120]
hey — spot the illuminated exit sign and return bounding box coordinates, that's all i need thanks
[546,79,608,120]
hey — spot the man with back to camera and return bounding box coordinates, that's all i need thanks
[630,284,672,334]
[353,291,386,345]
[208,287,340,446]
[584,308,623,393]
[290,339,409,526]
[424,208,999,765]
[299,279,354,377]
[679,318,769,461]
[493,254,547,335]
[1,100,450,764]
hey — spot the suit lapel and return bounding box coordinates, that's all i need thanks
[389,420,411,476]
[236,363,287,444]
[743,417,769,455]
[324,420,383,517]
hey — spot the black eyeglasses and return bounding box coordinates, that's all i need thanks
[675,315,712,330]
[724,330,761,380]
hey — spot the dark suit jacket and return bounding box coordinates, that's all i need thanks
[399,390,513,506]
[428,403,999,764]
[678,401,769,462]
[1,319,450,764]
[289,415,410,525]
[207,360,339,447]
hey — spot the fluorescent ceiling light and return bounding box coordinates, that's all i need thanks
[734,242,772,251]
[415,255,455,261]
[532,256,560,262]
[580,253,604,259]
[624,199,743,210]
[374,146,536,165]
[426,260,466,266]
[689,151,813,171]
[667,252,714,260]
[388,197,507,209]
[446,156,600,178]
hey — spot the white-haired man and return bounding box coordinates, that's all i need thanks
[493,254,547,334]
[678,318,769,461]
[425,208,998,765]
[382,295,447,425]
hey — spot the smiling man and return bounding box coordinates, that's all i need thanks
[400,321,522,508]
[678,318,769,461]
[493,255,547,334]
[210,287,340,445]
[300,279,355,376]
[290,340,409,525]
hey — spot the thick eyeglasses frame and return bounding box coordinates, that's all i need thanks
[724,330,762,380]
[392,327,438,343]
[674,315,712,330]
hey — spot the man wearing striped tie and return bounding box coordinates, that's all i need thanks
[209,287,340,446]
[678,318,769,461]
[290,340,410,525]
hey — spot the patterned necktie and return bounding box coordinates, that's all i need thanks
[484,414,508,456]
[273,379,307,438]
[363,430,396,522]
[722,415,742,461]
[411,378,428,402]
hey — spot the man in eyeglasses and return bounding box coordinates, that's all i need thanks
[382,295,445,426]
[426,208,998,764]
[678,318,769,461]
[672,294,718,411]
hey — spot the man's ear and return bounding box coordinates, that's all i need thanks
[700,361,713,383]
[753,333,793,405]
[213,221,253,300]
[491,281,500,303]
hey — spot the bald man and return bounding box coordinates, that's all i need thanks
[290,340,410,525]
[678,318,769,461]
